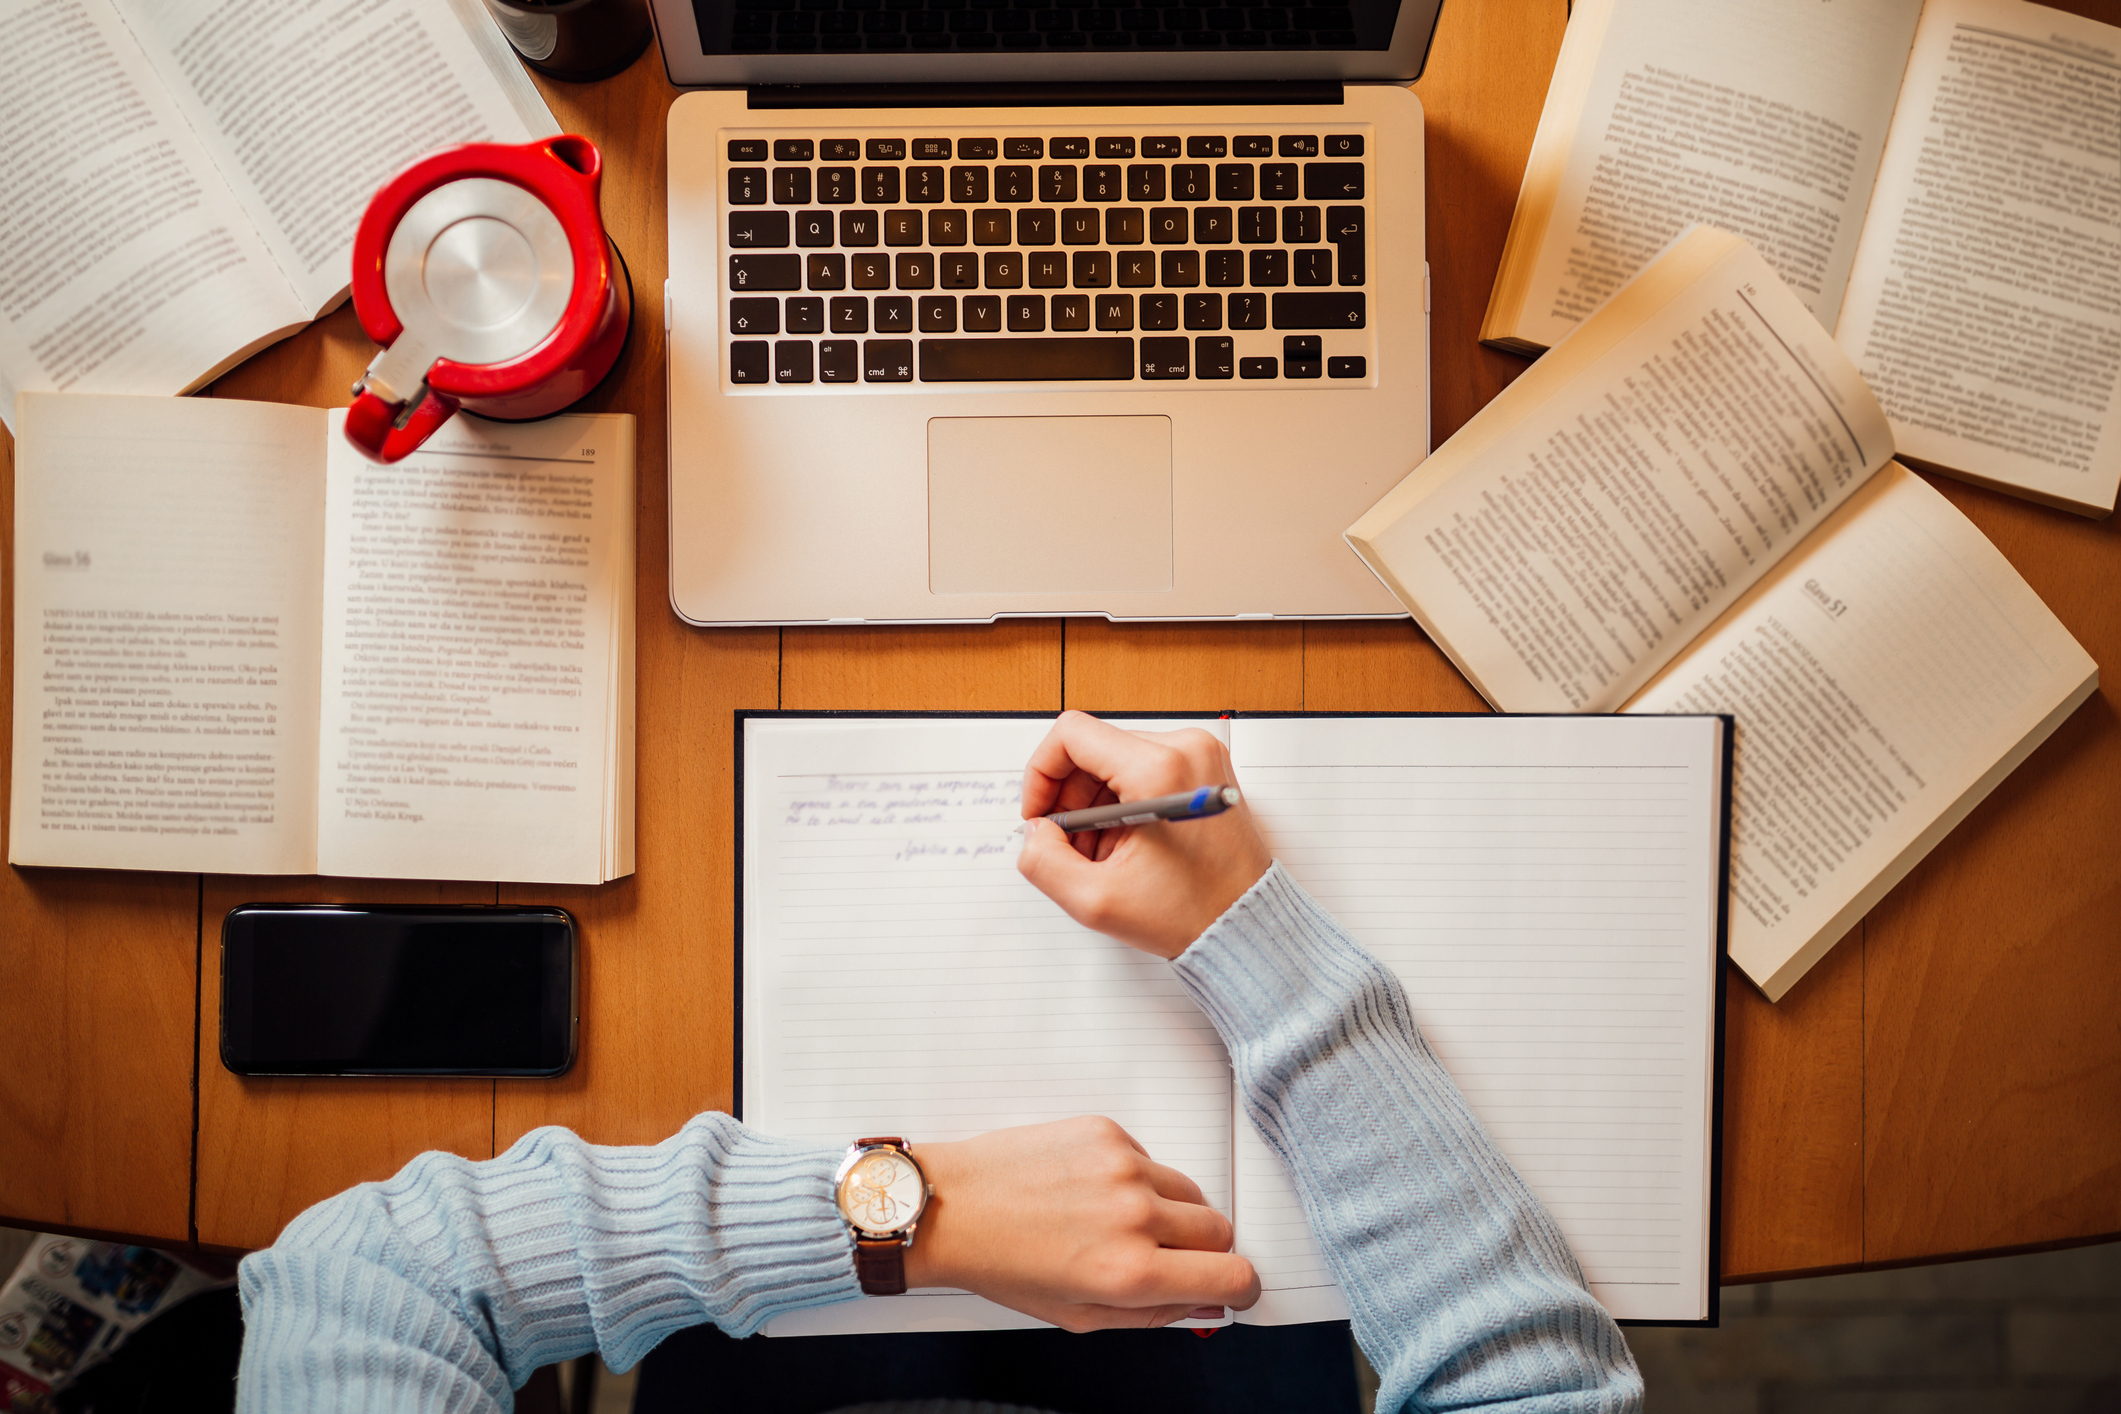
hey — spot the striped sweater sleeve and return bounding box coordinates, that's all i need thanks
[235,1113,859,1413]
[1172,863,1643,1414]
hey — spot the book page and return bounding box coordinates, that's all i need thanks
[313,411,632,885]
[741,716,1237,1337]
[113,0,559,314]
[1354,231,1894,715]
[1627,462,2097,999]
[9,393,325,873]
[1496,0,1923,349]
[0,0,308,433]
[1230,714,1725,1325]
[1833,0,2121,516]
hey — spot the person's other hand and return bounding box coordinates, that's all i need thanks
[902,1115,1260,1330]
[1016,711,1272,959]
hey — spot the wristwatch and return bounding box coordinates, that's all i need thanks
[834,1137,931,1296]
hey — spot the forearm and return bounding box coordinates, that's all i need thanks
[1173,864,1641,1414]
[236,1113,859,1412]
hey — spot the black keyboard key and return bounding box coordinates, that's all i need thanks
[1214,163,1254,202]
[1161,250,1200,286]
[1273,291,1366,328]
[884,209,923,245]
[1295,249,1332,285]
[1238,206,1276,243]
[730,340,770,382]
[1324,134,1363,156]
[1239,356,1277,378]
[1172,164,1211,201]
[1205,250,1244,286]
[962,295,1002,331]
[1140,293,1178,330]
[957,137,999,159]
[996,165,1035,201]
[1040,165,1079,203]
[1327,205,1365,285]
[851,252,891,289]
[867,138,907,160]
[1328,355,1366,378]
[1186,135,1227,158]
[1105,208,1145,244]
[1127,164,1166,201]
[807,253,846,290]
[729,167,767,204]
[730,297,780,335]
[1140,136,1181,157]
[1005,137,1044,159]
[819,339,860,381]
[984,251,1024,288]
[1196,335,1235,378]
[941,252,980,288]
[774,138,814,162]
[929,209,968,246]
[774,339,813,382]
[920,336,1133,380]
[1229,292,1267,328]
[1249,249,1288,287]
[1084,165,1123,201]
[908,165,945,202]
[1184,293,1221,329]
[840,211,879,245]
[973,209,1012,245]
[875,296,914,332]
[1303,162,1364,199]
[1095,293,1134,330]
[818,167,857,203]
[862,167,901,203]
[830,296,869,333]
[1193,206,1233,244]
[1283,205,1321,243]
[1017,209,1057,246]
[731,253,800,291]
[822,139,862,161]
[864,338,914,380]
[951,166,990,203]
[794,210,833,246]
[1117,250,1156,287]
[1051,138,1091,158]
[1061,208,1100,244]
[729,140,768,162]
[1007,294,1045,331]
[1052,293,1091,330]
[1150,208,1189,244]
[1027,250,1068,287]
[1233,135,1273,156]
[896,252,935,289]
[1279,134,1318,156]
[1141,335,1189,378]
[1260,162,1298,199]
[919,295,957,332]
[786,296,825,333]
[1095,136,1135,158]
[911,138,952,160]
[729,211,790,247]
[1073,250,1112,287]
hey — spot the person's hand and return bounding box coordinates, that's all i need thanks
[902,1116,1260,1330]
[1016,711,1272,959]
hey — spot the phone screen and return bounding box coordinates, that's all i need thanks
[220,906,576,1076]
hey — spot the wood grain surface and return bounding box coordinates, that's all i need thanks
[1,0,2115,1291]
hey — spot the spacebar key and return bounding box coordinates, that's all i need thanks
[920,337,1136,381]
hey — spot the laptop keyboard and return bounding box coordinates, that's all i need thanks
[717,127,1375,388]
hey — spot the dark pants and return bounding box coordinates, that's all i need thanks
[634,1320,1363,1414]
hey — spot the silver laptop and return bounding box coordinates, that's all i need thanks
[654,0,1443,624]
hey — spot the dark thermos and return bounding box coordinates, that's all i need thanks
[482,0,653,82]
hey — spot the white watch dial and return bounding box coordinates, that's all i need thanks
[838,1150,926,1236]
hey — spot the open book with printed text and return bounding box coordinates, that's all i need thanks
[739,711,1728,1330]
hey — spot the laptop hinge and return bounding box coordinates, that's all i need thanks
[745,81,1345,109]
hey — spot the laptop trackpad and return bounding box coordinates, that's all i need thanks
[928,415,1173,595]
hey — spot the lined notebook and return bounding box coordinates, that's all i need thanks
[738,713,1728,1331]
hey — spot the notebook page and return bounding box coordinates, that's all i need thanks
[743,716,1236,1336]
[1231,714,1723,1324]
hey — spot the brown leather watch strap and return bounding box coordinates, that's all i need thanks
[854,1235,908,1296]
[854,1136,906,1148]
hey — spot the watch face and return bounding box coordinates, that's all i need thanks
[838,1149,926,1236]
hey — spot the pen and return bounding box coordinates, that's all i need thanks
[1024,786,1242,835]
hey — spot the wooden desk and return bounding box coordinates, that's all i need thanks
[3,0,2116,1283]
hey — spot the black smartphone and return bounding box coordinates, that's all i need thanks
[220,904,578,1077]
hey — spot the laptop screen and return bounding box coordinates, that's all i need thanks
[653,0,1444,84]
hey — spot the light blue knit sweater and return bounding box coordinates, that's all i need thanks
[237,865,1643,1412]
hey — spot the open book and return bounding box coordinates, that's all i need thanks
[1352,227,2097,1001]
[0,0,557,433]
[9,393,634,885]
[739,711,1728,1330]
[1479,0,2121,516]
